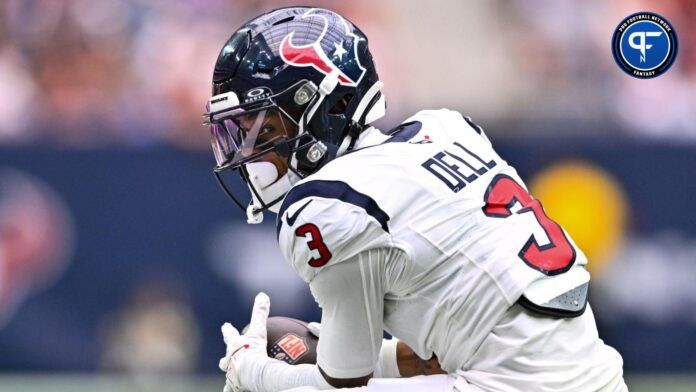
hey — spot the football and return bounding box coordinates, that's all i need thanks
[245,316,318,365]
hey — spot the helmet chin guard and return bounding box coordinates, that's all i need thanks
[245,162,300,224]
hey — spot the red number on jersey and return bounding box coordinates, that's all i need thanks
[295,223,333,267]
[483,174,576,275]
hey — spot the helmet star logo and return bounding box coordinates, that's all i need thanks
[333,41,347,61]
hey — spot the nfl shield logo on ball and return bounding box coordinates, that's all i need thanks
[270,333,308,364]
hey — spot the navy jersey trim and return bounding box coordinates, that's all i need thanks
[383,121,422,143]
[277,180,390,237]
[462,115,483,135]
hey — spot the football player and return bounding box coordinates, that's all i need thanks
[206,7,627,392]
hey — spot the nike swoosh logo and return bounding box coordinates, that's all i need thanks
[285,200,313,226]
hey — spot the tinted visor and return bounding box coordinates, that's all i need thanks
[205,81,319,214]
[210,107,297,168]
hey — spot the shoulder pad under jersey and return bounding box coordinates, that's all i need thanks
[402,108,492,145]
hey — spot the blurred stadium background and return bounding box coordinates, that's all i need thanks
[1,0,695,391]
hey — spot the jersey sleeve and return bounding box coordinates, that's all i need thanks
[309,248,388,379]
[277,180,392,283]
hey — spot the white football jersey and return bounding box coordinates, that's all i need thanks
[276,109,589,375]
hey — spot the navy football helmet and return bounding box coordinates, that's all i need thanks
[204,7,385,223]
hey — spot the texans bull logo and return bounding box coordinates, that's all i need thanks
[279,8,366,87]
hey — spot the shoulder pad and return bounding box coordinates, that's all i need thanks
[276,179,392,282]
[404,109,490,144]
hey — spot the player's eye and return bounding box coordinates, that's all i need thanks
[257,126,278,144]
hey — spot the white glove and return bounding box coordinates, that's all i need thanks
[219,292,271,392]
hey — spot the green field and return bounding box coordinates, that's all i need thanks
[1,374,695,391]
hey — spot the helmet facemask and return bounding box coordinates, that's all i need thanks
[205,81,324,223]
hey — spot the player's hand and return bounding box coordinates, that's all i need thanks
[218,292,271,392]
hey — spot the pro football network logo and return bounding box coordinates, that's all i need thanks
[611,12,678,78]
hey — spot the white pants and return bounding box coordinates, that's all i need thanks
[458,304,626,392]
[281,375,455,392]
[284,304,626,392]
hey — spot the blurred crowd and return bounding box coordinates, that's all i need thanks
[0,0,695,149]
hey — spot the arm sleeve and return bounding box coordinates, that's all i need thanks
[238,248,397,391]
[374,337,400,378]
[309,247,391,379]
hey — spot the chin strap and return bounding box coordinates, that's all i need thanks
[302,71,341,129]
[291,71,342,170]
[353,81,384,124]
[336,81,386,157]
[365,91,386,124]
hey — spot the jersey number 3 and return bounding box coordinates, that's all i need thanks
[483,174,576,275]
[295,223,333,267]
